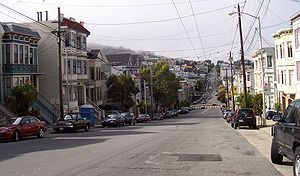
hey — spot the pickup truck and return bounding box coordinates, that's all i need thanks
[271,99,300,176]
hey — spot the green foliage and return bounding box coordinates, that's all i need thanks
[217,85,227,104]
[275,102,281,111]
[236,92,254,108]
[253,93,263,116]
[142,60,180,109]
[138,100,150,114]
[106,74,139,111]
[195,78,205,93]
[6,84,38,116]
[180,99,191,107]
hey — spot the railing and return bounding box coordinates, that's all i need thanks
[32,93,60,124]
[86,97,105,120]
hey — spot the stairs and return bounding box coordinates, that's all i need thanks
[86,97,105,121]
[32,93,60,124]
[0,104,16,126]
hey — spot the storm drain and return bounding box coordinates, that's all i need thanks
[174,154,222,162]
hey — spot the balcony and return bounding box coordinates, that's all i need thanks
[3,64,39,75]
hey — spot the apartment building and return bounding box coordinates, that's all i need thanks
[291,12,300,100]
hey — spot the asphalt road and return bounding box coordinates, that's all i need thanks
[0,108,283,176]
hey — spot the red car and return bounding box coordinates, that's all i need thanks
[0,116,46,141]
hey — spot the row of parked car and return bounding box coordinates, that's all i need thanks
[222,108,257,129]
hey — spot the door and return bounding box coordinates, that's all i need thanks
[20,117,34,136]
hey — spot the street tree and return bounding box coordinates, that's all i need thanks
[195,78,205,93]
[6,84,38,116]
[106,74,139,111]
[236,92,254,108]
[253,93,263,116]
[217,85,227,104]
[142,60,180,111]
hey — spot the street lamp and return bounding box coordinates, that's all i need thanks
[229,4,266,126]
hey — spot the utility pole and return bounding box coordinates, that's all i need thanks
[229,52,235,111]
[225,68,230,108]
[57,7,64,120]
[150,68,154,119]
[237,3,248,108]
[144,80,147,114]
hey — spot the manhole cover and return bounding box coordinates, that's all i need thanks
[174,154,222,162]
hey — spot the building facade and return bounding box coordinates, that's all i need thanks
[253,47,276,109]
[273,28,295,111]
[291,12,300,101]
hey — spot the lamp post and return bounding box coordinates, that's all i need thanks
[229,5,266,125]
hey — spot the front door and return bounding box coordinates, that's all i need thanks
[78,86,84,105]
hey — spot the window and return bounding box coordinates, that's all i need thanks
[284,70,287,85]
[29,48,33,64]
[278,71,280,84]
[275,45,279,59]
[281,70,284,84]
[283,105,296,123]
[24,46,29,64]
[282,43,285,58]
[267,56,272,68]
[76,36,81,49]
[297,62,300,81]
[83,61,87,74]
[64,32,70,47]
[268,76,273,87]
[14,44,18,64]
[287,41,293,57]
[73,60,77,74]
[29,116,39,123]
[90,68,95,80]
[97,87,101,101]
[19,45,23,64]
[77,60,81,74]
[280,44,283,58]
[5,44,11,64]
[70,32,76,47]
[73,86,78,100]
[247,73,250,81]
[68,60,71,74]
[13,77,19,86]
[295,28,300,49]
[289,70,294,85]
[82,36,86,49]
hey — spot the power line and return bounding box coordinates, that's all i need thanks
[171,0,198,58]
[85,4,237,26]
[17,0,209,8]
[188,0,207,58]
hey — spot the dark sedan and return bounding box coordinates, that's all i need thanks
[0,116,46,141]
[101,114,125,127]
[121,112,135,125]
[136,114,151,123]
[53,114,91,132]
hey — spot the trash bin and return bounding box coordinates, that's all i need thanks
[80,104,95,126]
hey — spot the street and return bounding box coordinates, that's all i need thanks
[0,107,285,176]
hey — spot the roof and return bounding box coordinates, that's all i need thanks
[0,22,40,38]
[106,54,132,66]
[291,11,300,22]
[62,18,90,35]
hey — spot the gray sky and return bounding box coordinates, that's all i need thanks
[0,0,299,62]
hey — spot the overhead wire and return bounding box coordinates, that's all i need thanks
[171,0,199,58]
[188,0,207,59]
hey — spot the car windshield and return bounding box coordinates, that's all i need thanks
[7,118,22,125]
[121,113,130,116]
[64,115,77,120]
[239,109,254,116]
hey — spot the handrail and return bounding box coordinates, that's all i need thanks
[36,92,60,115]
[86,97,105,120]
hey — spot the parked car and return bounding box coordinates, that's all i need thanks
[231,108,257,129]
[172,110,179,117]
[200,105,206,109]
[53,114,91,132]
[136,114,151,123]
[179,108,189,114]
[0,116,46,141]
[164,111,173,118]
[101,114,125,127]
[153,113,164,120]
[120,112,135,125]
[270,99,300,175]
[266,110,282,120]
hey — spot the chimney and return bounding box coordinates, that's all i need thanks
[80,21,84,26]
[37,12,40,21]
[39,11,42,21]
[45,11,48,21]
[69,17,75,21]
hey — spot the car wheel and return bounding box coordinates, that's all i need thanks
[294,147,300,176]
[133,120,136,125]
[231,122,234,128]
[13,130,21,141]
[271,138,283,164]
[85,124,90,132]
[123,121,125,126]
[37,128,45,138]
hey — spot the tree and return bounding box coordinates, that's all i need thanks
[6,84,38,116]
[236,92,254,108]
[253,93,263,116]
[217,85,227,104]
[142,60,180,110]
[106,74,139,111]
[195,78,205,93]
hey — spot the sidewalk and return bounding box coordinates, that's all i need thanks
[236,119,292,176]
